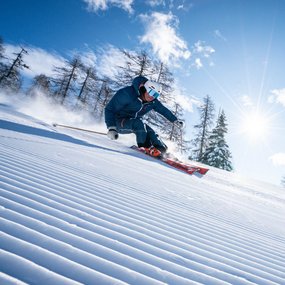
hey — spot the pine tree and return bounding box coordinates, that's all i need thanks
[159,102,190,153]
[51,57,82,104]
[27,74,52,97]
[0,37,4,60]
[98,80,114,120]
[0,37,7,85]
[115,49,155,89]
[92,77,115,121]
[76,66,101,111]
[0,37,5,66]
[153,61,174,102]
[201,110,233,171]
[190,95,215,161]
[0,47,29,92]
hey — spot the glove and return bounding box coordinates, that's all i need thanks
[174,120,185,129]
[107,127,119,140]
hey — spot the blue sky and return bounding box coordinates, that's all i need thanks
[1,0,285,186]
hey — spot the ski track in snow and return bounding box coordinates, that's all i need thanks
[0,104,285,285]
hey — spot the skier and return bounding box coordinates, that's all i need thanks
[104,75,184,156]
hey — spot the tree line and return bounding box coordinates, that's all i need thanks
[0,36,234,172]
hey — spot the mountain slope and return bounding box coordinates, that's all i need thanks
[0,102,285,285]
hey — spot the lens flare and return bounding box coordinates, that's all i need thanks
[240,111,270,141]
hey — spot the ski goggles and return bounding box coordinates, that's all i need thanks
[146,87,160,99]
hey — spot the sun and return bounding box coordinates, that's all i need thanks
[240,111,270,142]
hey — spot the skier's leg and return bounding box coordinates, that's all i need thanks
[131,119,150,147]
[116,118,149,147]
[145,124,168,153]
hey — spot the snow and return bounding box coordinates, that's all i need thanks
[0,95,285,285]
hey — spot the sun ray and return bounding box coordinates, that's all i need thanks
[202,66,246,116]
[257,7,277,111]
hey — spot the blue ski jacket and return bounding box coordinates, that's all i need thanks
[105,76,178,128]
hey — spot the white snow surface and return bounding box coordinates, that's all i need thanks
[0,98,285,285]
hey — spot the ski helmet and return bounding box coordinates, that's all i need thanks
[144,80,162,99]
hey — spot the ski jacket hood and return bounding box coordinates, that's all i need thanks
[132,75,148,96]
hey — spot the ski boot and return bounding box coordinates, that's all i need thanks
[141,146,162,157]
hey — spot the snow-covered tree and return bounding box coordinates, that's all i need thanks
[0,37,7,85]
[27,74,52,97]
[93,78,114,121]
[0,37,5,64]
[114,49,155,89]
[201,110,233,171]
[76,66,101,111]
[51,57,82,104]
[0,37,4,56]
[190,95,215,161]
[153,61,174,102]
[0,47,29,92]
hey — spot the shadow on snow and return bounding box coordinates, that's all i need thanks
[0,119,121,155]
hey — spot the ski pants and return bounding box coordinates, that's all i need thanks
[115,117,166,149]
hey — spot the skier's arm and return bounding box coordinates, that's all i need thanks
[153,100,178,123]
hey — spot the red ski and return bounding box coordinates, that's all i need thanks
[131,146,209,175]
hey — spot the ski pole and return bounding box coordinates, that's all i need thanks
[52,123,107,136]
